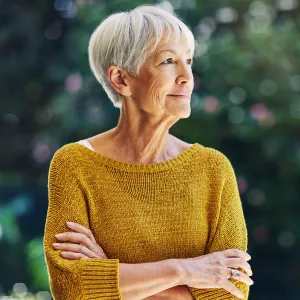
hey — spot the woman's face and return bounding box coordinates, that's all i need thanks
[127,31,194,119]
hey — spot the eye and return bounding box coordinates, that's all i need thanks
[161,58,173,64]
[161,58,193,65]
[187,58,193,65]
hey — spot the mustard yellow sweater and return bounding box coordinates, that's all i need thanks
[44,141,250,300]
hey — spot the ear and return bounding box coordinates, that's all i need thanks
[107,66,132,97]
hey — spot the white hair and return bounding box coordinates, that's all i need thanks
[88,4,197,109]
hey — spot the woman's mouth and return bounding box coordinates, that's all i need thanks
[168,95,190,99]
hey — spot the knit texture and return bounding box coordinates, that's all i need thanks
[44,142,250,300]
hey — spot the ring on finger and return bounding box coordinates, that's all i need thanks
[230,268,240,280]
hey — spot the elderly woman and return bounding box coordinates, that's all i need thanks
[43,4,253,300]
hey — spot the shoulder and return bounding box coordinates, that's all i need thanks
[48,142,87,189]
[204,147,233,169]
[193,145,236,180]
[49,142,84,172]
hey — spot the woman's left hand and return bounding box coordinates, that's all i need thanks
[53,222,108,260]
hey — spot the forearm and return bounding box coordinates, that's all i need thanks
[142,285,194,300]
[119,259,184,300]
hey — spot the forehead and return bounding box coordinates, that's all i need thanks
[153,33,191,56]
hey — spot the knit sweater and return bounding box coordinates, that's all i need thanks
[43,140,250,300]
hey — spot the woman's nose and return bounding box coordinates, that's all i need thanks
[176,70,194,84]
[176,66,193,84]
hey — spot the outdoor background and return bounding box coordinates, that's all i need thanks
[1,0,300,299]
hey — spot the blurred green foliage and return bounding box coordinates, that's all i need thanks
[1,0,300,299]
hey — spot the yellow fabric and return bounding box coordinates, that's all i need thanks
[44,142,250,300]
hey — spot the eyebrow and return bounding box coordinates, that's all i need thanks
[158,49,192,55]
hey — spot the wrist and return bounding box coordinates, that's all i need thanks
[167,259,186,286]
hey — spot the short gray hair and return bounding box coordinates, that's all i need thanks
[88,4,197,109]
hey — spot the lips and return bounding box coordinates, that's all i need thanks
[168,94,190,99]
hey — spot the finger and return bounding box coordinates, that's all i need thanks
[226,258,253,276]
[53,243,98,258]
[60,251,89,260]
[66,222,97,243]
[55,232,98,253]
[218,278,245,299]
[225,268,254,286]
[197,273,245,299]
[194,281,244,293]
[222,249,251,261]
[208,266,253,286]
[93,246,108,259]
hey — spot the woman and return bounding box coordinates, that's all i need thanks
[44,4,253,300]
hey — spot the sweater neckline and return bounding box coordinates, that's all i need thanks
[73,142,202,172]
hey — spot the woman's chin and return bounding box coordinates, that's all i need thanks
[179,109,191,118]
[167,105,191,118]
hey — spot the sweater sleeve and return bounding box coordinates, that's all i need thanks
[43,146,122,300]
[188,154,250,300]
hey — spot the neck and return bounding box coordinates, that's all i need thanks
[109,104,179,164]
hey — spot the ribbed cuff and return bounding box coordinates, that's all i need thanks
[79,258,121,299]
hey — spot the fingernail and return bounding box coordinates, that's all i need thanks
[66,221,73,226]
[53,243,60,248]
[55,233,63,238]
[238,292,244,299]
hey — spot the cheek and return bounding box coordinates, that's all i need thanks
[148,81,166,99]
[148,71,173,98]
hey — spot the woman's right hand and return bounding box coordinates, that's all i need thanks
[177,249,254,299]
